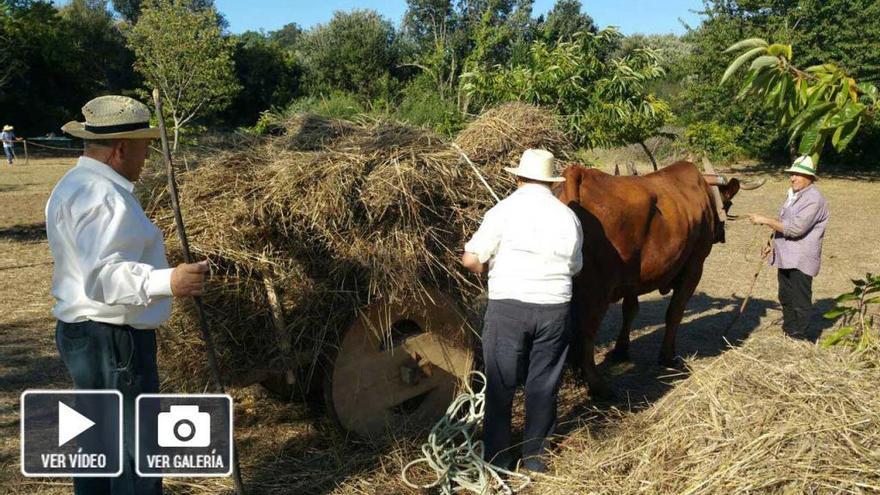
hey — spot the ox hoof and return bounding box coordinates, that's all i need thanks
[588,381,616,401]
[659,355,687,371]
[606,347,630,363]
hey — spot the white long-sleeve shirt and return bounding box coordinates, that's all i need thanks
[464,183,583,304]
[46,156,174,329]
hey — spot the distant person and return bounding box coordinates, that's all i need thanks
[48,95,209,495]
[462,149,583,473]
[1,124,20,165]
[749,155,829,340]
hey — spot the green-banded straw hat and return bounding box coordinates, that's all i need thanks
[783,155,817,178]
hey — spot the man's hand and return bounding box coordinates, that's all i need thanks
[461,252,487,274]
[748,213,766,225]
[171,260,209,297]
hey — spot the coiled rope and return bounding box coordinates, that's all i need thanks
[401,371,530,494]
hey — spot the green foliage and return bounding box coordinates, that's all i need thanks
[128,0,238,150]
[821,273,880,351]
[678,0,880,164]
[395,74,464,136]
[0,0,135,136]
[462,28,671,148]
[539,0,595,43]
[722,38,879,166]
[219,31,303,127]
[287,92,367,121]
[297,9,400,103]
[682,121,745,162]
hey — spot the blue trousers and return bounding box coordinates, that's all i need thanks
[55,320,163,495]
[4,146,13,163]
[481,299,570,472]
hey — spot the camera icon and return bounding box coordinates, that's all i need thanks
[157,405,210,448]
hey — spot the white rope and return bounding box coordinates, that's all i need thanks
[401,371,531,494]
[451,143,501,203]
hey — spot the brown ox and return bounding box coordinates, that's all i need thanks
[557,160,751,398]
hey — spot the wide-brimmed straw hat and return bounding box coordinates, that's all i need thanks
[784,155,818,178]
[504,149,565,183]
[62,95,160,140]
[2,125,13,131]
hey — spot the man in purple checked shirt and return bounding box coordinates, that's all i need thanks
[749,155,829,339]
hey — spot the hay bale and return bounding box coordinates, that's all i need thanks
[540,333,880,494]
[149,110,575,392]
[454,102,572,169]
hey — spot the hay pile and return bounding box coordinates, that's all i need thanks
[540,333,880,494]
[147,105,572,391]
[455,102,572,169]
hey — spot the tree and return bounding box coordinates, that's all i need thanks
[676,0,880,163]
[268,22,302,49]
[128,0,238,150]
[220,31,303,127]
[60,0,136,92]
[297,9,399,102]
[722,38,879,166]
[539,0,595,44]
[462,28,672,159]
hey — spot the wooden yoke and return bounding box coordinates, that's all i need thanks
[702,156,727,223]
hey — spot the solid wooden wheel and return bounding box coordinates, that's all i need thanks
[326,289,474,438]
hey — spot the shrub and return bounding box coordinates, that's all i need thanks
[682,121,745,162]
[395,76,464,136]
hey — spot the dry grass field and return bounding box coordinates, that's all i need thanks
[1,156,878,494]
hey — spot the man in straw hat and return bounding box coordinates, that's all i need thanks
[1,124,21,165]
[48,95,208,494]
[749,155,829,340]
[462,149,583,473]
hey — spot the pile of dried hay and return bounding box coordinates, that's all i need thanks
[539,333,880,494]
[147,106,571,392]
[454,101,572,170]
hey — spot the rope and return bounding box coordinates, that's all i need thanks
[22,139,78,151]
[401,371,531,495]
[451,143,501,203]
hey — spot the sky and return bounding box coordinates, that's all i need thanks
[213,0,706,36]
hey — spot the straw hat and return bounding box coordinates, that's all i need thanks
[783,155,817,178]
[61,95,160,140]
[504,149,565,183]
[2,125,13,131]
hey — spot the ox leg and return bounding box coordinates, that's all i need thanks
[659,264,704,369]
[608,295,638,362]
[577,305,615,400]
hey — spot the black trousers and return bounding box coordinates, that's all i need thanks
[481,299,570,472]
[777,268,813,339]
[55,320,162,495]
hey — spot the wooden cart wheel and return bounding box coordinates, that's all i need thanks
[326,289,474,438]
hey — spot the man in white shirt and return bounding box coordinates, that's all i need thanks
[48,95,207,495]
[462,149,583,473]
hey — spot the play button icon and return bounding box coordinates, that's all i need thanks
[21,390,122,477]
[58,401,95,447]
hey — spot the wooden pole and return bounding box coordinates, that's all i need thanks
[151,88,247,495]
[23,139,28,166]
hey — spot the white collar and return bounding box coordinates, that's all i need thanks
[516,183,553,195]
[77,156,135,193]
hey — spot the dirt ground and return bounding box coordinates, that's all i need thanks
[1,157,878,494]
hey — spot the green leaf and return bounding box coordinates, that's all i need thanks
[767,43,792,59]
[835,117,862,151]
[836,292,860,302]
[823,308,851,319]
[750,55,780,71]
[864,297,880,305]
[721,47,767,84]
[821,326,855,348]
[724,38,769,53]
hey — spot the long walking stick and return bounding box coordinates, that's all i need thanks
[722,232,774,339]
[152,89,247,495]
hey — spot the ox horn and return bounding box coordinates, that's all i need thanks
[738,177,767,190]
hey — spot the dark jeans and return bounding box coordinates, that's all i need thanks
[481,299,570,472]
[777,268,813,339]
[55,320,162,495]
